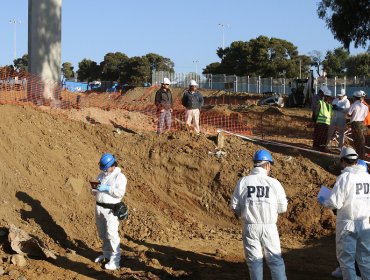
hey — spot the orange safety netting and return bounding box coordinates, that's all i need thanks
[0,70,253,136]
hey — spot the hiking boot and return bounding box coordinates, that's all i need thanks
[331,267,342,278]
[105,261,120,270]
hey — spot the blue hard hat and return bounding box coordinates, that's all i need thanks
[358,159,368,172]
[253,149,274,165]
[99,153,116,171]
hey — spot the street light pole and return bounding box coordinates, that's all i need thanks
[218,23,229,50]
[9,19,21,61]
[193,59,199,83]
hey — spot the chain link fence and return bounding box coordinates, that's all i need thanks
[152,70,370,97]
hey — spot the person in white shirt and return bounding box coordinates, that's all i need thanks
[348,90,369,159]
[326,89,351,149]
[93,153,127,270]
[230,150,288,280]
[319,147,370,280]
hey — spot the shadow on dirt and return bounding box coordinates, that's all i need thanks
[121,234,339,280]
[283,235,338,280]
[15,191,121,280]
[86,116,101,125]
[123,235,246,280]
[110,120,137,134]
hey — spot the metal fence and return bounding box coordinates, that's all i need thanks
[152,71,370,97]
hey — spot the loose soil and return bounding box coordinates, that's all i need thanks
[0,87,349,279]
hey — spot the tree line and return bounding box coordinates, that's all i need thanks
[72,52,174,85]
[203,37,370,79]
[8,52,175,86]
[7,41,369,85]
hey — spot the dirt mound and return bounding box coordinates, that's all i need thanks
[208,105,237,117]
[0,104,339,279]
[264,106,284,115]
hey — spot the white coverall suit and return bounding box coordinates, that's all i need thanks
[323,165,370,280]
[326,96,350,149]
[94,167,127,267]
[230,167,288,280]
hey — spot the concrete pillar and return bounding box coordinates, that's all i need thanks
[28,0,62,103]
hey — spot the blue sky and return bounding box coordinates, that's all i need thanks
[1,0,367,73]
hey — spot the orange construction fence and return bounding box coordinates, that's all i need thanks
[0,70,253,136]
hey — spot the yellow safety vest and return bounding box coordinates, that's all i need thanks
[316,100,332,125]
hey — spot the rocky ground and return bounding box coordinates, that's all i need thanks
[0,87,357,279]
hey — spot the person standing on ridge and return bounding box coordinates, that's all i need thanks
[313,87,333,151]
[155,77,173,135]
[182,80,204,134]
[348,90,368,159]
[326,88,350,150]
[230,149,288,280]
[311,86,325,122]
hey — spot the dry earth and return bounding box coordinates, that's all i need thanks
[0,87,351,280]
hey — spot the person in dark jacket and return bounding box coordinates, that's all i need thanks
[155,78,173,134]
[181,80,204,134]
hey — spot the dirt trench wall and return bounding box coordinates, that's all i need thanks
[0,104,337,256]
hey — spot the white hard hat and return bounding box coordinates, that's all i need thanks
[189,80,198,86]
[320,85,328,92]
[162,78,171,85]
[340,147,358,160]
[337,89,346,96]
[353,90,366,98]
[323,88,332,97]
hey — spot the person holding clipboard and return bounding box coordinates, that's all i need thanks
[91,153,127,270]
[318,147,370,279]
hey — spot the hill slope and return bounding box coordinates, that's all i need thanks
[0,104,338,279]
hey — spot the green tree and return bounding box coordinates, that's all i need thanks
[119,56,151,86]
[203,62,222,74]
[217,41,251,75]
[322,47,349,78]
[346,53,370,78]
[145,53,174,73]
[76,59,100,82]
[317,0,370,50]
[265,37,301,77]
[61,62,75,79]
[13,54,28,72]
[205,36,302,77]
[100,52,128,81]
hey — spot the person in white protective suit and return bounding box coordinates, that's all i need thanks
[92,153,127,270]
[326,88,351,150]
[331,158,368,279]
[318,147,370,280]
[230,149,288,280]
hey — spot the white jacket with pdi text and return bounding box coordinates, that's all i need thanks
[324,165,370,232]
[94,167,127,204]
[230,167,288,224]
